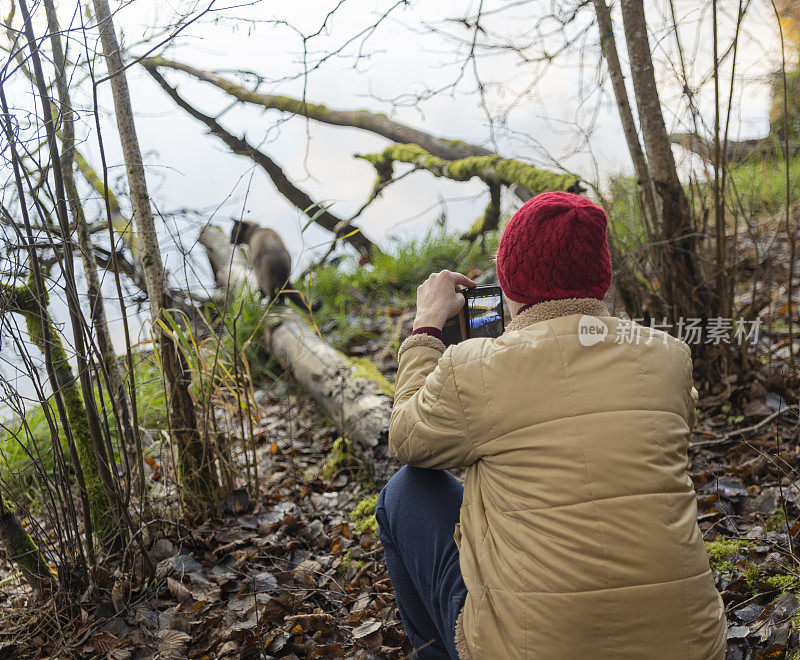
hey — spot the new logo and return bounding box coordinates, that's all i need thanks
[578,315,609,346]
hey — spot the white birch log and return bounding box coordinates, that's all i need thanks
[198,226,393,472]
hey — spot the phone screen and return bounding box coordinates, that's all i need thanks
[467,293,504,338]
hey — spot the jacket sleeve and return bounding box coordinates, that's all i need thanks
[389,334,477,470]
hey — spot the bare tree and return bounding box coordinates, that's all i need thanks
[90,0,219,513]
[613,0,714,323]
[42,0,140,473]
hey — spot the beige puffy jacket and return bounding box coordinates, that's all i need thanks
[390,298,726,659]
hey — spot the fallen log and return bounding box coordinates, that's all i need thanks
[198,226,394,483]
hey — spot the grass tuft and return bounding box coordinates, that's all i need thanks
[0,353,168,501]
[307,228,498,349]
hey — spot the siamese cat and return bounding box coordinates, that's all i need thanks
[230,220,320,311]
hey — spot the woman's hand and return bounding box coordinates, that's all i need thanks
[413,270,477,330]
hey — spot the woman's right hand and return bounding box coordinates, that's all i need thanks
[412,270,476,330]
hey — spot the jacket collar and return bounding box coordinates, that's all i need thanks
[504,297,609,334]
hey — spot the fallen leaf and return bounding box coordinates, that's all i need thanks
[352,618,381,639]
[92,631,121,654]
[167,577,192,605]
[157,630,191,660]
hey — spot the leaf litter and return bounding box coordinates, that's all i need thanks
[0,383,409,659]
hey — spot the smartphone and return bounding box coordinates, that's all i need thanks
[441,285,505,346]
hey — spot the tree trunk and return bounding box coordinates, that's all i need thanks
[91,0,219,513]
[592,0,657,237]
[198,227,393,483]
[619,0,713,321]
[0,281,114,544]
[357,145,581,194]
[0,492,55,596]
[43,0,139,465]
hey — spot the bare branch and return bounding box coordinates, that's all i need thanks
[142,56,497,162]
[671,131,800,162]
[142,61,378,256]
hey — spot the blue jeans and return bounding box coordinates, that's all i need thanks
[376,466,468,659]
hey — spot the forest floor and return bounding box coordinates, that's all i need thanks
[0,379,410,659]
[3,308,798,660]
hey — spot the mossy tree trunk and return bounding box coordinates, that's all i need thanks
[356,145,582,240]
[91,0,219,514]
[42,0,139,464]
[0,491,55,595]
[0,280,114,545]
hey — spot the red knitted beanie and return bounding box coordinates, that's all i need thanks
[496,191,612,304]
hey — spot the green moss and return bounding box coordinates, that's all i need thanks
[1,279,113,543]
[350,493,379,535]
[439,138,472,150]
[715,559,734,574]
[741,563,800,592]
[705,538,754,572]
[743,561,763,586]
[321,437,354,479]
[494,158,581,194]
[357,144,581,196]
[766,574,800,592]
[765,508,789,532]
[345,357,395,398]
[62,376,113,540]
[319,437,371,485]
[338,548,366,574]
[0,492,54,593]
[705,538,784,585]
